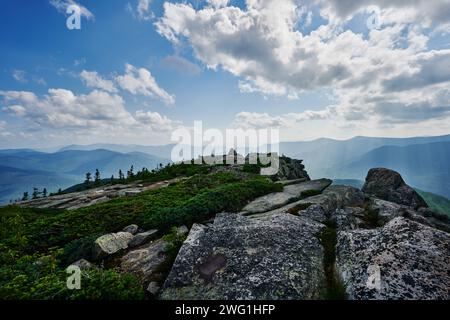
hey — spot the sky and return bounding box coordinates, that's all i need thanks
[0,0,450,148]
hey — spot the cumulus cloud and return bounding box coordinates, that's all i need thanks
[156,0,450,127]
[232,107,337,129]
[80,70,117,93]
[127,0,154,21]
[311,0,450,26]
[0,89,180,136]
[49,0,94,20]
[116,63,175,105]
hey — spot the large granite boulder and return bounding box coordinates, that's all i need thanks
[336,217,450,300]
[120,239,169,284]
[242,179,332,214]
[362,168,428,209]
[92,232,134,260]
[161,213,326,300]
[128,229,159,248]
[273,157,310,181]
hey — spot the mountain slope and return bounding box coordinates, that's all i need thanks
[0,149,170,204]
[279,134,450,178]
[0,165,78,203]
[333,142,450,198]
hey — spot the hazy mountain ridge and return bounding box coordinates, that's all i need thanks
[0,149,169,203]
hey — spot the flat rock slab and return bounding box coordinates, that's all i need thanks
[242,179,332,214]
[120,239,169,283]
[161,213,326,300]
[337,217,450,300]
[129,229,159,248]
[92,232,133,260]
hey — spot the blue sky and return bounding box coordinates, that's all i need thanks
[1,0,450,148]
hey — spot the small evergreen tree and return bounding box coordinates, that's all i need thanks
[22,192,29,201]
[43,188,47,197]
[119,169,124,180]
[110,175,114,184]
[95,169,101,184]
[85,172,92,185]
[32,187,39,199]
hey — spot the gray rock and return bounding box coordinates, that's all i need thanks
[336,217,450,300]
[71,258,94,270]
[305,185,365,215]
[92,232,134,260]
[128,229,159,248]
[176,225,189,236]
[147,282,161,295]
[120,239,169,283]
[273,157,310,181]
[123,224,139,235]
[242,179,332,214]
[161,212,325,300]
[362,168,428,209]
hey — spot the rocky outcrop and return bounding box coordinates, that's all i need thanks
[161,213,326,300]
[242,179,332,214]
[119,226,189,294]
[123,224,139,235]
[92,232,134,260]
[362,168,428,209]
[273,157,310,181]
[120,239,169,284]
[129,230,159,248]
[17,178,184,210]
[336,217,450,300]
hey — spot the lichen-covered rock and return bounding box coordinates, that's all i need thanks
[128,229,159,248]
[120,239,169,283]
[362,168,428,209]
[306,185,365,215]
[242,179,332,214]
[161,213,326,300]
[70,258,94,270]
[336,217,450,300]
[273,157,310,181]
[123,224,139,235]
[92,232,133,260]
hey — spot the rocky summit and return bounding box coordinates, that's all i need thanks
[160,167,450,300]
[4,157,450,301]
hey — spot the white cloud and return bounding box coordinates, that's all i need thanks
[0,89,182,144]
[127,0,154,21]
[49,0,94,20]
[12,70,27,83]
[156,0,450,128]
[116,63,175,105]
[80,70,117,93]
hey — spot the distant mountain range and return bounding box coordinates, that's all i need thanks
[0,149,169,203]
[1,134,449,204]
[277,135,450,198]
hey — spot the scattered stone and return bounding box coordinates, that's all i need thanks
[92,232,133,260]
[120,239,169,283]
[71,259,94,270]
[362,168,428,209]
[128,229,159,248]
[161,212,325,300]
[123,224,139,235]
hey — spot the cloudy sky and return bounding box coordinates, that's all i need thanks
[1,0,450,148]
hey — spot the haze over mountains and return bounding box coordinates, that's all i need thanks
[0,134,449,204]
[0,149,169,203]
